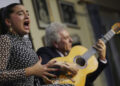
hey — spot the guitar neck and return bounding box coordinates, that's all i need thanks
[101,29,115,43]
[83,29,115,60]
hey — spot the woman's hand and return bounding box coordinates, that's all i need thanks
[25,58,58,83]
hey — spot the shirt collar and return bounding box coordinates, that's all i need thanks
[56,50,68,57]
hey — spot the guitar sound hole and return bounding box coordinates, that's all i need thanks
[76,57,86,66]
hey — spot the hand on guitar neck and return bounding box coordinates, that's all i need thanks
[93,39,106,61]
[93,22,120,61]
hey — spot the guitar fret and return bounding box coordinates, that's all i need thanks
[102,36,108,43]
[101,37,107,43]
[82,47,96,60]
[106,32,111,39]
[104,32,111,41]
[106,32,112,39]
[102,29,115,43]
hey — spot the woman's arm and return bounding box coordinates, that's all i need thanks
[0,35,58,83]
[0,35,26,82]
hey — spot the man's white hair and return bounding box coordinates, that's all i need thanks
[45,22,66,47]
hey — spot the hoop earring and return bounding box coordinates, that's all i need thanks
[9,27,13,33]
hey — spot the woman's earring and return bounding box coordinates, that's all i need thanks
[9,27,13,33]
[9,27,16,34]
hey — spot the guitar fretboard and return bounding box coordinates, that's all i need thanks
[82,29,115,61]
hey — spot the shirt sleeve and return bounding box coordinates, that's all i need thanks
[99,58,107,64]
[0,35,26,82]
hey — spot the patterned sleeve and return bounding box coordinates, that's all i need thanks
[0,35,26,82]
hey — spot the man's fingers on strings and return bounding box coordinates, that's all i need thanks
[96,48,103,52]
[93,42,103,50]
[96,43,103,48]
[98,39,105,46]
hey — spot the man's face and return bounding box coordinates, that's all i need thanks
[56,30,73,53]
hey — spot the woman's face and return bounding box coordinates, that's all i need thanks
[6,5,30,35]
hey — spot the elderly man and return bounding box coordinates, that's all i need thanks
[37,22,107,86]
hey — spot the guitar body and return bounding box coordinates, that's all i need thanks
[51,46,98,86]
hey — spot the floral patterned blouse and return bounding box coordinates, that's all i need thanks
[0,33,39,86]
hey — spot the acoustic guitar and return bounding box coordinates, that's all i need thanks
[48,23,120,86]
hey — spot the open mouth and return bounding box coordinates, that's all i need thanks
[24,21,30,29]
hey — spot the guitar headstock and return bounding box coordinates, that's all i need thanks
[112,22,120,34]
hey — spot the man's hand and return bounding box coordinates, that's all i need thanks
[54,61,79,76]
[93,39,106,61]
